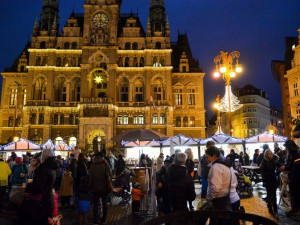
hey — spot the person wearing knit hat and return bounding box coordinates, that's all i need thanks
[166,152,196,212]
[11,157,28,185]
[41,148,55,163]
[174,152,187,165]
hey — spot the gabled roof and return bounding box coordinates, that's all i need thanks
[118,13,146,37]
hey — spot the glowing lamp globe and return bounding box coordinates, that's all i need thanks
[214,71,220,77]
[220,66,226,73]
[13,136,19,142]
[214,103,219,109]
[230,72,236,77]
[236,66,242,73]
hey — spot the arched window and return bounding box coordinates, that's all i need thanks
[71,42,77,49]
[33,77,46,100]
[71,78,81,102]
[160,114,166,125]
[69,137,77,146]
[183,117,188,127]
[56,77,67,102]
[56,57,62,66]
[139,114,144,125]
[139,57,144,67]
[133,115,138,125]
[40,41,46,49]
[153,78,163,101]
[132,42,138,50]
[176,116,181,127]
[119,77,129,102]
[41,56,48,66]
[152,113,158,124]
[100,62,107,70]
[190,117,195,127]
[8,116,14,127]
[20,66,25,72]
[30,113,37,125]
[153,57,158,67]
[69,114,74,125]
[125,57,130,67]
[117,115,123,125]
[60,114,65,125]
[55,136,63,145]
[155,42,161,49]
[124,114,129,125]
[53,114,59,125]
[125,42,131,50]
[134,78,143,102]
[15,117,21,127]
[38,114,44,124]
[133,57,138,67]
[64,42,70,49]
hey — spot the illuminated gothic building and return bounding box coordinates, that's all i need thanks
[0,0,205,151]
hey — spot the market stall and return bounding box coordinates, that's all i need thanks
[55,141,71,159]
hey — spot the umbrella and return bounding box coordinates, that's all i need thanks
[111,129,168,142]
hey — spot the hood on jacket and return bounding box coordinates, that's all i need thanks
[168,164,187,180]
[93,156,105,164]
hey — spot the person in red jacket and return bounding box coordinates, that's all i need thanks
[51,188,59,217]
[131,182,145,215]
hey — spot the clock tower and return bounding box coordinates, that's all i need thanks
[83,0,122,46]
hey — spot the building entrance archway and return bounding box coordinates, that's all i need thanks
[87,129,106,153]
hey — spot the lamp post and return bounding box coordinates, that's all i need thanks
[213,51,243,136]
[214,95,223,135]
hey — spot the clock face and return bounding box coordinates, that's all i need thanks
[92,13,109,28]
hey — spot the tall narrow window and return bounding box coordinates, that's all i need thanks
[64,42,70,49]
[153,114,158,124]
[188,89,195,105]
[60,114,65,125]
[160,114,166,125]
[8,116,14,127]
[33,77,46,100]
[69,114,74,125]
[139,57,144,67]
[53,114,59,125]
[183,117,188,127]
[155,42,161,49]
[176,116,181,127]
[125,42,131,50]
[132,43,138,50]
[125,57,130,67]
[10,88,18,105]
[30,113,37,125]
[117,115,123,125]
[75,114,79,125]
[139,114,144,125]
[133,115,138,125]
[190,117,195,127]
[175,89,183,105]
[124,114,129,125]
[153,78,163,101]
[294,83,298,96]
[38,114,44,124]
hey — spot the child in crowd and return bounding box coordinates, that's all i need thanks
[60,168,73,208]
[131,182,144,215]
[76,176,91,225]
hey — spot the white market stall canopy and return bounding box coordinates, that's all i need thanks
[55,141,71,151]
[199,134,244,145]
[122,140,161,147]
[41,139,55,150]
[2,138,41,151]
[162,134,199,147]
[245,131,288,143]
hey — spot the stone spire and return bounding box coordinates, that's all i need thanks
[40,0,59,33]
[148,0,167,36]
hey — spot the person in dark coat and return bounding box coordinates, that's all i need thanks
[238,151,245,166]
[281,140,300,216]
[115,155,125,177]
[19,149,57,225]
[226,149,238,169]
[253,149,260,165]
[260,149,279,216]
[166,153,196,212]
[244,152,250,166]
[185,148,195,210]
[75,153,88,189]
[257,144,269,166]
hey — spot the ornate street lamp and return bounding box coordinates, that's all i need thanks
[213,51,243,136]
[214,95,224,135]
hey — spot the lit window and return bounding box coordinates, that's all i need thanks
[160,114,166,125]
[69,137,77,146]
[55,136,63,145]
[117,115,122,125]
[175,89,183,105]
[124,114,128,125]
[188,89,195,105]
[153,114,158,124]
[133,115,138,125]
[139,114,144,125]
[23,89,27,105]
[10,88,18,105]
[183,117,188,127]
[190,117,195,127]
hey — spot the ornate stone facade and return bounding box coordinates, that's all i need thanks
[0,0,206,151]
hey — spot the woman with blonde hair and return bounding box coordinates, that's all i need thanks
[185,148,195,210]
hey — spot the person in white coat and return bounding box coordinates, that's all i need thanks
[156,153,164,171]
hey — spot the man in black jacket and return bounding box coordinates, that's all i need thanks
[166,152,196,212]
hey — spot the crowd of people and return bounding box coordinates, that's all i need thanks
[0,139,299,224]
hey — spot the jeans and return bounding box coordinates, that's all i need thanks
[93,192,108,223]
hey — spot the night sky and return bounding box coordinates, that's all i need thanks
[1,0,300,117]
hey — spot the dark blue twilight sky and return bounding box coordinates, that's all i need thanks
[0,0,300,117]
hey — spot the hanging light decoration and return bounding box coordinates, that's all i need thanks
[215,85,243,112]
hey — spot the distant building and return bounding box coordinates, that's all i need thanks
[271,36,298,138]
[285,30,300,144]
[230,84,271,139]
[0,0,206,150]
[269,107,284,136]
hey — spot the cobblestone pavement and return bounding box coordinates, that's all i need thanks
[1,182,300,225]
